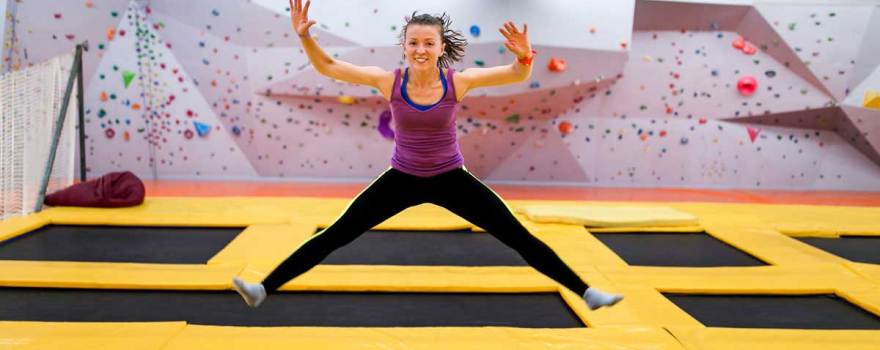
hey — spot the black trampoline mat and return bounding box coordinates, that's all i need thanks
[0,288,585,328]
[665,294,880,329]
[0,225,242,264]
[592,232,766,267]
[796,236,880,264]
[320,230,528,266]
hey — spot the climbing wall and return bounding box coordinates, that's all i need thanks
[3,0,880,189]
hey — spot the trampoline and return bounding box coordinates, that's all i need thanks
[592,232,767,267]
[0,225,243,264]
[321,230,528,266]
[664,293,880,329]
[0,287,584,328]
[796,236,880,264]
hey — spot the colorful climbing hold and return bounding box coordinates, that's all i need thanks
[548,58,566,73]
[469,25,480,37]
[122,70,135,88]
[732,37,745,49]
[737,76,758,96]
[732,37,756,55]
[558,121,573,136]
[337,95,355,105]
[864,90,880,110]
[747,127,761,143]
[193,121,211,137]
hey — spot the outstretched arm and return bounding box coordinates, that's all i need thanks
[457,22,534,94]
[291,0,391,91]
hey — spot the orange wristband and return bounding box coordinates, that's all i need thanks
[517,49,537,66]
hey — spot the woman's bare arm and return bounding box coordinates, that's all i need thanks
[291,0,392,95]
[457,22,533,95]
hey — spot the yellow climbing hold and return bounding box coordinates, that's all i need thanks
[337,95,355,105]
[864,90,880,110]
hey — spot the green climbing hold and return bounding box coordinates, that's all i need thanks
[122,70,136,88]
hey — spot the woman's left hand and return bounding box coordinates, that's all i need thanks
[499,21,532,59]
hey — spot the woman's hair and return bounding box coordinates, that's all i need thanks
[398,11,467,68]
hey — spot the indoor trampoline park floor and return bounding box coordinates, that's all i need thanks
[0,183,879,349]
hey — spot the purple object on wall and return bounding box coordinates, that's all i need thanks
[378,109,395,140]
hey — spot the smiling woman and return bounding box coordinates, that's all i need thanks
[231,0,622,313]
[397,12,466,71]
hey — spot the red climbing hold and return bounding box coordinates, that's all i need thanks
[558,121,573,135]
[548,58,566,73]
[747,127,761,142]
[737,76,758,96]
[732,37,745,49]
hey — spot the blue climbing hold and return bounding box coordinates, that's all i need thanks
[470,25,480,37]
[193,121,211,137]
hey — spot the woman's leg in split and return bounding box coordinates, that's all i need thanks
[262,168,421,292]
[429,168,590,296]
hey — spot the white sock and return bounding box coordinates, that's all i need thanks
[232,277,267,308]
[582,287,624,310]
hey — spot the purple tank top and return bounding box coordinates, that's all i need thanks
[389,67,464,177]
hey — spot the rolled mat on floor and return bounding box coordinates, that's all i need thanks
[44,171,145,208]
[515,205,699,227]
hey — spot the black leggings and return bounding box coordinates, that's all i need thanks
[261,167,589,296]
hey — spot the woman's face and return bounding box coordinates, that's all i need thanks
[404,24,445,70]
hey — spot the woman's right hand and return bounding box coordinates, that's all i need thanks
[289,0,317,38]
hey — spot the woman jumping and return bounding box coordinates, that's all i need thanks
[233,0,623,311]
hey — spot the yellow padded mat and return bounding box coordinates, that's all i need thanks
[162,325,683,350]
[0,197,877,348]
[667,327,880,350]
[0,321,186,350]
[515,204,699,227]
